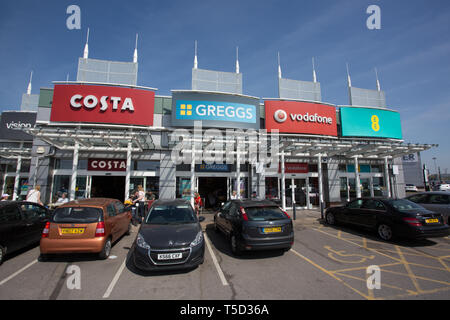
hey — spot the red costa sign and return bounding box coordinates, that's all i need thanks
[87,159,127,171]
[279,163,309,174]
[50,84,155,126]
[265,100,337,136]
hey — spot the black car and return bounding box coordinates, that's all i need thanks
[0,201,51,264]
[131,199,205,271]
[325,198,449,241]
[214,199,294,255]
[404,192,450,225]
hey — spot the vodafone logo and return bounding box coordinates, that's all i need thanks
[274,109,288,123]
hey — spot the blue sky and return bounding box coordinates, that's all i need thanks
[0,0,449,174]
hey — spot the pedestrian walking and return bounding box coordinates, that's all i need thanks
[26,185,43,205]
[134,185,146,220]
[194,192,203,216]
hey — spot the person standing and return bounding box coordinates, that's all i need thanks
[1,194,9,201]
[134,185,146,219]
[26,185,43,205]
[194,192,203,216]
[231,190,238,200]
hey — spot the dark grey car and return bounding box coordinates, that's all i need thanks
[131,199,205,271]
[214,200,294,255]
[405,192,450,225]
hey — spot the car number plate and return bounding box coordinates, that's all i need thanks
[61,228,85,234]
[425,218,439,224]
[157,253,182,260]
[263,227,282,234]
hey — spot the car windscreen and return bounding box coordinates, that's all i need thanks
[245,206,287,221]
[53,207,102,223]
[387,199,425,212]
[145,204,196,225]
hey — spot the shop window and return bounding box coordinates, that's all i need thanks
[176,177,192,200]
[133,161,160,171]
[52,175,70,203]
[146,177,159,199]
[265,177,278,200]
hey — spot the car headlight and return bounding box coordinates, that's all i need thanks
[136,233,151,250]
[190,231,204,247]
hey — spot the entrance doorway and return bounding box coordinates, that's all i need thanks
[91,176,125,201]
[198,177,227,209]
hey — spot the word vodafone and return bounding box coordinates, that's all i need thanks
[289,112,333,124]
[70,94,135,112]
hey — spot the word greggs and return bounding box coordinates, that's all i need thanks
[70,94,135,112]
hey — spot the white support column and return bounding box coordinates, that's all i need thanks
[190,142,196,207]
[125,141,132,202]
[13,155,22,201]
[236,142,241,200]
[306,177,311,209]
[318,154,324,211]
[281,152,286,211]
[384,157,391,198]
[354,156,361,198]
[70,142,79,201]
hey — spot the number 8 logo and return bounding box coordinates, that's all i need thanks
[371,115,380,132]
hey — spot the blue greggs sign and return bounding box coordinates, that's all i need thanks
[171,91,260,129]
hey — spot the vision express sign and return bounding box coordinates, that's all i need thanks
[171,91,260,129]
[0,112,36,141]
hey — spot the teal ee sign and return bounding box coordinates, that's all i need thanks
[340,107,402,139]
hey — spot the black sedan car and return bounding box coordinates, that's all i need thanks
[325,198,449,241]
[130,199,205,271]
[214,199,294,255]
[0,201,51,264]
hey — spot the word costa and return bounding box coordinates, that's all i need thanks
[70,94,135,112]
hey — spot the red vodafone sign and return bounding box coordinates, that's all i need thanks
[265,100,337,136]
[279,163,309,174]
[50,84,155,126]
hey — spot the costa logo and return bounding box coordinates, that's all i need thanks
[50,84,155,126]
[274,109,288,123]
[265,100,338,136]
[70,94,134,112]
[87,158,126,171]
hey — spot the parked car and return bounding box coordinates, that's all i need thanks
[0,201,51,265]
[434,184,450,192]
[405,184,418,192]
[130,199,205,271]
[325,198,449,241]
[40,198,132,260]
[404,192,450,225]
[214,199,294,255]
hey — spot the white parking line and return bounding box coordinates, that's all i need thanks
[204,233,229,286]
[102,258,127,299]
[0,259,38,286]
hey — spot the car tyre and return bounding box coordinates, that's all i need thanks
[325,212,336,225]
[230,234,242,256]
[99,238,112,260]
[0,245,5,265]
[377,223,394,241]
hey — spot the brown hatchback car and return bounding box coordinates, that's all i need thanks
[40,198,132,260]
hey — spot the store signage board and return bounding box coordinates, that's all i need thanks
[279,163,309,174]
[87,158,127,171]
[50,84,155,126]
[195,163,231,172]
[171,91,260,129]
[340,107,402,139]
[0,111,36,141]
[265,100,337,136]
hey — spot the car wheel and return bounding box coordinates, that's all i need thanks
[230,234,241,256]
[0,245,5,265]
[377,224,394,241]
[325,212,336,225]
[99,238,112,260]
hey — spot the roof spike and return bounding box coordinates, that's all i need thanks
[346,62,352,87]
[235,46,240,74]
[312,57,317,83]
[194,40,198,69]
[277,52,282,79]
[133,33,138,63]
[26,71,33,95]
[83,27,89,59]
[375,67,381,91]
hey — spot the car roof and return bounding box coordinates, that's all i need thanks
[152,199,191,206]
[229,199,279,207]
[408,191,450,195]
[0,200,44,208]
[58,198,119,208]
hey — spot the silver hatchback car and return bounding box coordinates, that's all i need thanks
[405,192,450,225]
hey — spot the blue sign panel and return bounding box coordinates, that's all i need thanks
[176,100,256,123]
[195,163,231,172]
[340,107,402,139]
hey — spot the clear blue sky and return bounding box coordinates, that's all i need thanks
[0,0,449,175]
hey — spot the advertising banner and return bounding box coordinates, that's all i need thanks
[171,91,260,129]
[0,112,36,141]
[195,163,231,172]
[265,100,337,136]
[50,84,155,126]
[340,107,402,139]
[279,163,309,174]
[87,158,127,171]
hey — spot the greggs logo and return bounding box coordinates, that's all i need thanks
[70,94,135,112]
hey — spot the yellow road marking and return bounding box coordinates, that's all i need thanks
[395,245,422,293]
